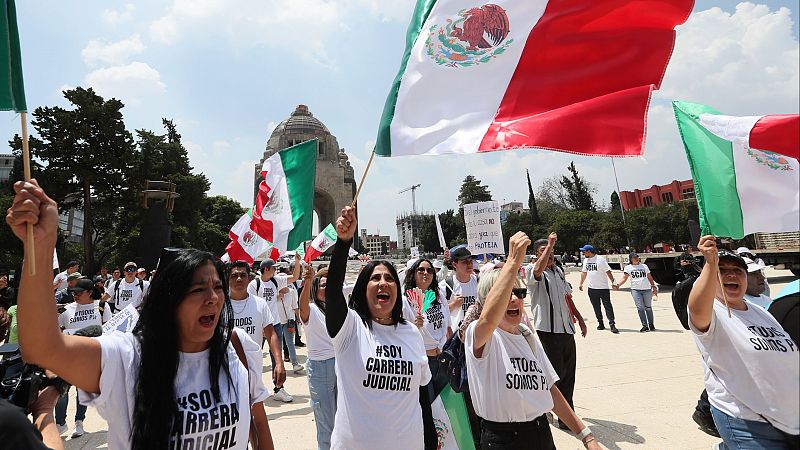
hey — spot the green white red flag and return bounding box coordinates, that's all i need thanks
[252,140,317,256]
[222,210,274,263]
[376,0,692,158]
[304,224,337,263]
[0,0,26,112]
[674,101,800,239]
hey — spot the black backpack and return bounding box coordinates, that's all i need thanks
[438,331,469,393]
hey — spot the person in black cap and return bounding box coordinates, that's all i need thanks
[689,236,799,448]
[441,246,479,328]
[615,253,658,332]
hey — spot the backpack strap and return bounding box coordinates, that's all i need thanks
[230,330,258,449]
[518,323,539,355]
[445,274,454,301]
[255,278,261,293]
[137,279,144,292]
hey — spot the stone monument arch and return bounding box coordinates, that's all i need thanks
[254,105,357,243]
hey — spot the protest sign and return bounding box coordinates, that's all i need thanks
[463,200,504,255]
[435,214,447,250]
[102,296,143,334]
[410,246,419,258]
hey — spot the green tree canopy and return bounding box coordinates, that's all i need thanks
[560,162,596,211]
[457,175,492,207]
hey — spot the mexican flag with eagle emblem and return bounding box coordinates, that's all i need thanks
[376,0,692,158]
[223,140,317,262]
[674,101,800,239]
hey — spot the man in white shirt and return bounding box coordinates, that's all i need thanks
[229,261,290,402]
[743,257,772,309]
[53,260,80,292]
[578,244,619,334]
[104,261,149,314]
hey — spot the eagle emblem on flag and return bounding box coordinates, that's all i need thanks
[747,147,794,172]
[425,4,513,68]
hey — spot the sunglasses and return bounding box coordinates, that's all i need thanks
[416,267,435,274]
[511,288,527,299]
[125,268,137,273]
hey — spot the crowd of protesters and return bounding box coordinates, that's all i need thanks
[1,180,798,450]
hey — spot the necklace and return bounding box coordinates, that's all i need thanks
[372,315,394,324]
[231,295,249,315]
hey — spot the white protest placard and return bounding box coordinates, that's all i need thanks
[410,246,420,258]
[102,296,143,334]
[463,200,504,255]
[434,214,447,250]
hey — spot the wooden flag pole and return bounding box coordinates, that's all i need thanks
[20,112,36,275]
[350,151,376,208]
[716,268,732,318]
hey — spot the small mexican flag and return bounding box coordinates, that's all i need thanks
[223,210,274,263]
[304,224,337,263]
[674,101,800,239]
[0,0,26,112]
[253,140,317,255]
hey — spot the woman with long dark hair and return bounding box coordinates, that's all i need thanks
[325,206,432,449]
[6,180,274,450]
[298,266,337,450]
[402,259,452,390]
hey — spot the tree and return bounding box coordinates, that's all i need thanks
[18,87,136,275]
[610,191,621,212]
[457,175,492,207]
[526,169,540,224]
[560,162,596,211]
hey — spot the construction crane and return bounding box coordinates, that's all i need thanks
[398,184,421,215]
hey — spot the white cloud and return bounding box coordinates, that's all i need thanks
[85,62,166,104]
[185,138,258,206]
[81,35,145,67]
[101,4,135,25]
[148,0,410,68]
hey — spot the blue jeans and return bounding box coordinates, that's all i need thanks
[307,358,337,450]
[55,387,86,425]
[711,406,796,449]
[280,322,298,366]
[630,289,654,327]
[268,322,284,390]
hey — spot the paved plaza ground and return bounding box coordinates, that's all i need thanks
[60,268,796,449]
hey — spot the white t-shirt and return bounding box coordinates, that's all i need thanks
[79,328,269,449]
[58,301,112,334]
[582,255,611,289]
[690,299,799,434]
[744,293,772,310]
[401,290,452,351]
[230,294,275,345]
[247,275,288,326]
[441,274,478,327]
[465,322,558,422]
[623,264,652,290]
[277,285,299,324]
[53,271,70,291]
[109,279,149,312]
[331,308,431,450]
[302,303,335,361]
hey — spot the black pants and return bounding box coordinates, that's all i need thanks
[537,331,576,412]
[0,399,50,450]
[480,416,555,450]
[588,288,615,326]
[672,292,690,330]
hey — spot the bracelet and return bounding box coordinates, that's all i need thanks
[576,427,592,440]
[583,437,596,447]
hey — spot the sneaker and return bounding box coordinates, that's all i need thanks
[640,326,649,333]
[71,420,85,438]
[273,388,294,403]
[610,325,619,334]
[57,423,68,435]
[293,364,304,373]
[283,355,290,362]
[295,341,306,348]
[649,324,656,331]
[596,323,605,330]
[556,419,570,430]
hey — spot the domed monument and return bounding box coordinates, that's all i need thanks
[254,105,356,235]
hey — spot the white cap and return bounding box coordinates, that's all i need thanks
[736,247,752,255]
[406,258,418,269]
[742,257,765,273]
[432,259,443,269]
[478,262,496,276]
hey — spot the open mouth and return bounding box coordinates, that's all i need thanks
[506,308,520,317]
[199,314,216,328]
[376,292,391,303]
[722,282,740,291]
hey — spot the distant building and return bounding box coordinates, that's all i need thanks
[364,234,392,256]
[620,179,696,211]
[501,201,525,213]
[58,209,84,243]
[0,153,14,183]
[396,213,430,250]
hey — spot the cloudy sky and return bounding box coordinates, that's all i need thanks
[4,1,798,240]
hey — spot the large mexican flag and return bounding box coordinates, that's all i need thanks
[674,101,800,239]
[376,0,692,158]
[253,140,317,255]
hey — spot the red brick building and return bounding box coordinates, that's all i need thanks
[620,179,696,211]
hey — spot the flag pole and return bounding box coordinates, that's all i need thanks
[20,112,36,275]
[351,150,375,208]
